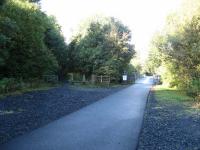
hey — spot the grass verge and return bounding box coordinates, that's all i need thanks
[154,85,200,110]
[69,82,130,89]
[154,85,193,103]
[0,83,61,99]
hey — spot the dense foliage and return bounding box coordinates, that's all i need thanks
[69,16,135,81]
[0,1,136,93]
[0,0,67,80]
[146,0,200,99]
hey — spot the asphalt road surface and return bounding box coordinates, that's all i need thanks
[1,77,153,150]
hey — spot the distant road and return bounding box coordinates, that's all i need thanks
[1,77,154,150]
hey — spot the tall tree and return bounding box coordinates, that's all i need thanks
[0,0,67,79]
[44,16,68,80]
[147,0,200,97]
[69,16,135,80]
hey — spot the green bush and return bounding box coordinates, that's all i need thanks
[186,79,200,98]
[0,78,16,93]
[0,77,57,95]
[0,78,33,94]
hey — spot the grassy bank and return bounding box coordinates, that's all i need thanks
[154,85,193,102]
[0,81,129,99]
[69,82,131,89]
[154,85,200,110]
[0,82,61,99]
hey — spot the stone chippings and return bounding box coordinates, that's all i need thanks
[0,85,126,145]
[137,92,200,150]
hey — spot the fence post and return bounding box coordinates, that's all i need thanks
[82,74,86,82]
[71,73,74,81]
[91,74,96,84]
[108,76,110,87]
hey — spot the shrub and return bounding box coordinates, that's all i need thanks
[186,79,200,99]
[0,78,16,93]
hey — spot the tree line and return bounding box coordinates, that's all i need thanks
[0,0,135,92]
[145,0,200,99]
[68,16,135,81]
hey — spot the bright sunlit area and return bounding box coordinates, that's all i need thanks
[41,0,182,62]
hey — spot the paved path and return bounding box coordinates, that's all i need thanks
[1,77,153,150]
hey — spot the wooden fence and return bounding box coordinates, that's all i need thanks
[43,75,58,83]
[96,75,110,86]
[68,73,110,86]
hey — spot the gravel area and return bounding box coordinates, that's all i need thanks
[137,91,200,150]
[0,84,127,145]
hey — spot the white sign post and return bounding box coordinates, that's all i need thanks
[122,75,127,81]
